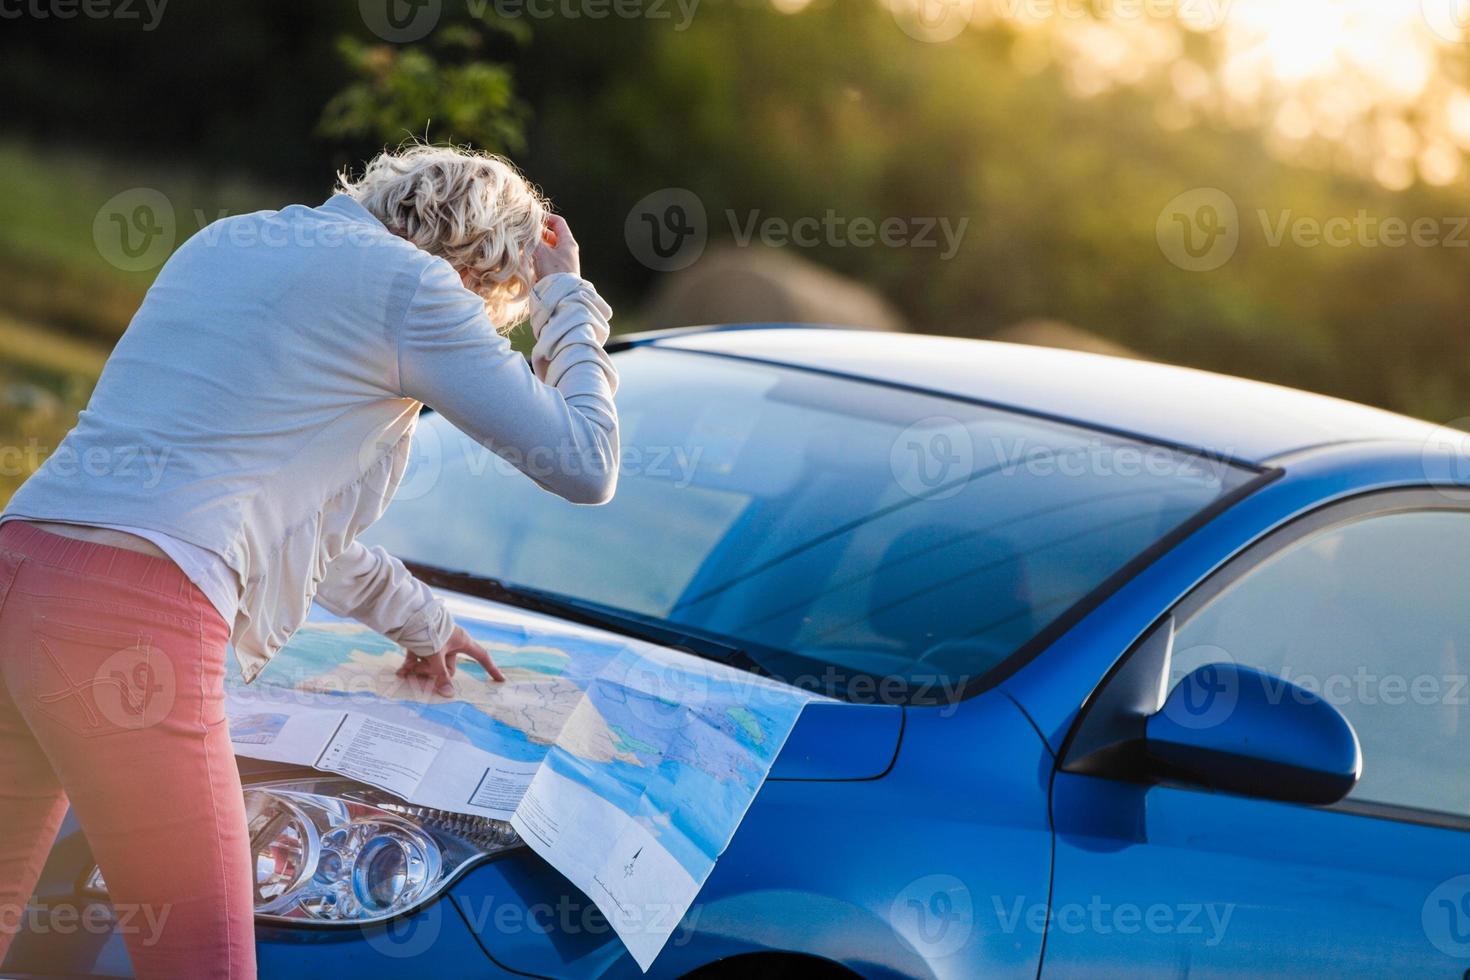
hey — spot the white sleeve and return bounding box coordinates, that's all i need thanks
[314,540,454,655]
[397,260,620,505]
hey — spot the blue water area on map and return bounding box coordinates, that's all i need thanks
[230,606,627,763]
[542,647,809,880]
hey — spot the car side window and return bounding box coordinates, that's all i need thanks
[1170,509,1470,817]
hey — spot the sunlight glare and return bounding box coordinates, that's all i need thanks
[1223,0,1436,102]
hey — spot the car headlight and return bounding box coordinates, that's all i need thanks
[84,777,522,924]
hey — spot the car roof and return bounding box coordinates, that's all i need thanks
[641,326,1438,466]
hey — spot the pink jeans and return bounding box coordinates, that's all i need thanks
[0,520,255,978]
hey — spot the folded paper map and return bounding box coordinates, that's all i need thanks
[224,592,817,970]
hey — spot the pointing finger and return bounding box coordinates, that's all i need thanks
[464,640,506,683]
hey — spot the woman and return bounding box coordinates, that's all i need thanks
[0,144,620,978]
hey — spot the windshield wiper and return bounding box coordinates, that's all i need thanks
[401,560,769,676]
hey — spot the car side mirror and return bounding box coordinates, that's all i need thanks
[1145,663,1361,805]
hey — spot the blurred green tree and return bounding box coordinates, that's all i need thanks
[3,0,1470,424]
[320,23,530,154]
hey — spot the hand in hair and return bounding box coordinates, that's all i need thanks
[534,214,580,281]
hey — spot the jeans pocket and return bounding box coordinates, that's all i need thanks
[0,549,22,617]
[29,609,180,738]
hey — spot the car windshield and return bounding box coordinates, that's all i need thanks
[361,345,1257,702]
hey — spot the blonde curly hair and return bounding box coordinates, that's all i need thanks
[337,144,550,331]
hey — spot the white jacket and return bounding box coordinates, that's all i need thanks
[4,195,619,681]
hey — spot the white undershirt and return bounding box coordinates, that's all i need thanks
[0,516,239,629]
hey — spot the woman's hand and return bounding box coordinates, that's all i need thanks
[396,623,506,697]
[533,214,580,281]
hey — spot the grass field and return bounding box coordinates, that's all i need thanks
[0,140,289,502]
[0,141,291,342]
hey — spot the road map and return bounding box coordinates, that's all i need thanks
[223,593,818,970]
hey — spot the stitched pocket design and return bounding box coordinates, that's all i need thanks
[30,612,177,737]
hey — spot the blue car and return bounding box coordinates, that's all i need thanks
[9,326,1470,978]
